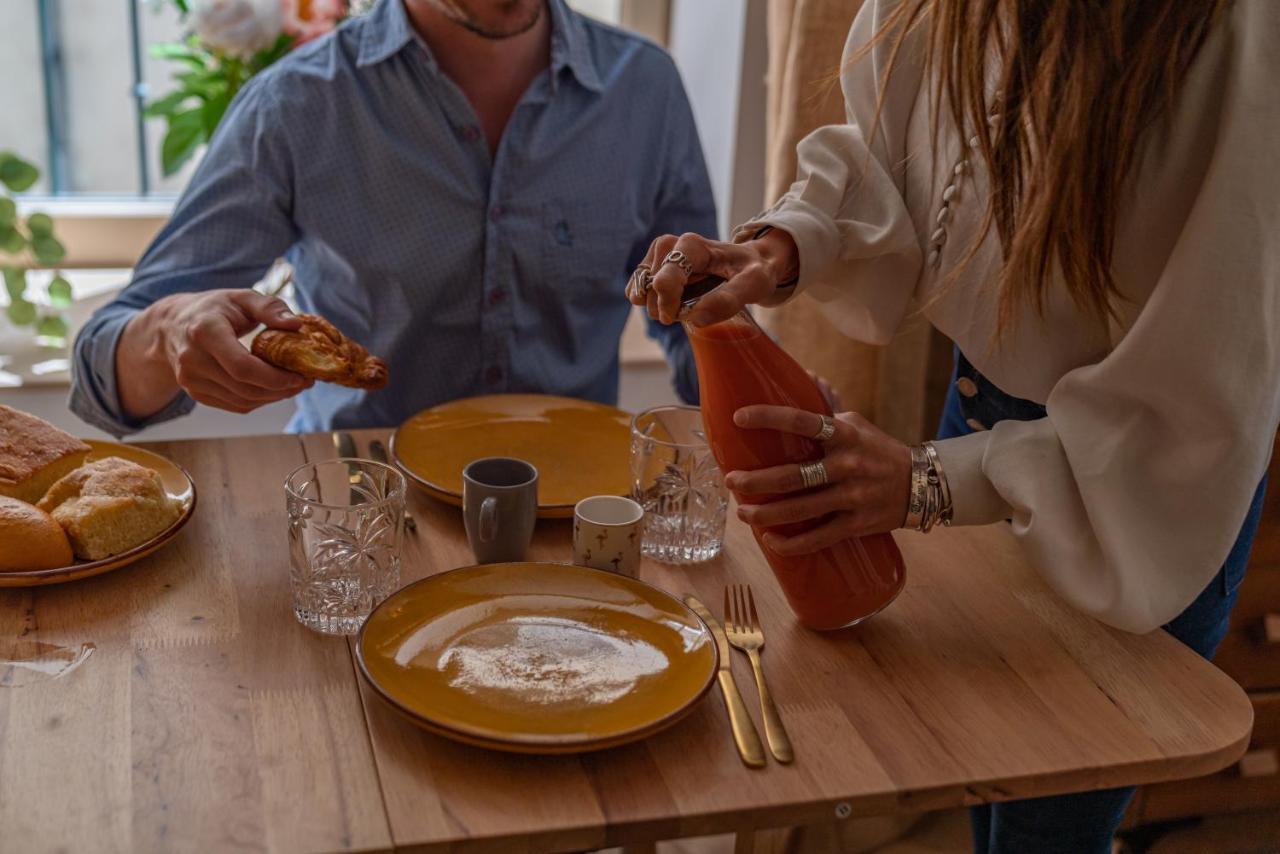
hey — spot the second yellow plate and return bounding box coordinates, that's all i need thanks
[356,562,717,753]
[390,394,632,518]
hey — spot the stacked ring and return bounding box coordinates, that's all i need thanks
[798,460,829,489]
[629,265,654,299]
[662,249,695,278]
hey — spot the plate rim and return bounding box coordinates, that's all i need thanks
[388,393,631,514]
[355,560,719,752]
[0,440,198,586]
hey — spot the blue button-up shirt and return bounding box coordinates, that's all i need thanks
[70,0,715,435]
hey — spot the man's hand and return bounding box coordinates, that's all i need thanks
[117,289,312,420]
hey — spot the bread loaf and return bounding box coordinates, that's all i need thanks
[38,457,181,561]
[0,496,74,571]
[0,405,91,505]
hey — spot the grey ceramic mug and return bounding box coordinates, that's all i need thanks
[462,457,539,564]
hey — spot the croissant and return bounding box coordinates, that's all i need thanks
[251,314,389,390]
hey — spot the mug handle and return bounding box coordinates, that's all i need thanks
[479,496,498,543]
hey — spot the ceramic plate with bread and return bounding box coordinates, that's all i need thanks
[0,406,195,586]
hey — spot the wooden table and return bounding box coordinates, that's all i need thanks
[0,431,1254,853]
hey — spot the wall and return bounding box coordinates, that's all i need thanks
[667,0,767,238]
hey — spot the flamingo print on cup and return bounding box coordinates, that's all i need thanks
[573,496,644,579]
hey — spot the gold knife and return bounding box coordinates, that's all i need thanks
[686,595,767,768]
[332,431,362,504]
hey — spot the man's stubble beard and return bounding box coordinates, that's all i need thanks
[422,0,543,40]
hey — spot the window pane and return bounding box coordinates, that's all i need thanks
[0,2,51,194]
[58,2,141,193]
[140,1,200,194]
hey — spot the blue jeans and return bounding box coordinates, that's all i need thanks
[938,350,1268,854]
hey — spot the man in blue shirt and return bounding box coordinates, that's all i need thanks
[70,0,715,435]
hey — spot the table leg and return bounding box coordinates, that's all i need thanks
[733,827,791,854]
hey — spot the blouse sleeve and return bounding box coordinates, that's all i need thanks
[734,0,925,344]
[933,2,1280,633]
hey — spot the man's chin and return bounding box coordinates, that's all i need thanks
[431,0,544,40]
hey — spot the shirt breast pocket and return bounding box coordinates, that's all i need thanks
[538,203,633,307]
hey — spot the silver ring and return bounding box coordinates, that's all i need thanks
[662,249,695,278]
[798,460,829,490]
[813,414,836,442]
[629,265,654,299]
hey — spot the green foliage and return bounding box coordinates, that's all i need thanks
[32,236,66,266]
[7,299,36,326]
[148,28,301,176]
[0,225,24,255]
[0,153,39,192]
[0,151,69,341]
[3,266,25,299]
[47,275,73,308]
[25,212,52,236]
[35,314,69,341]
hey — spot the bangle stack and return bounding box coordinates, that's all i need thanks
[904,441,953,533]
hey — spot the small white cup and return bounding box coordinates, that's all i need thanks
[573,495,645,578]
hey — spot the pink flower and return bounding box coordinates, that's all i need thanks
[282,0,346,46]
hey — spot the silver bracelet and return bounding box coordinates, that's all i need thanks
[905,442,954,532]
[922,441,953,528]
[905,445,930,530]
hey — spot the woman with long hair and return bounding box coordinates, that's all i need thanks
[631,1,1276,850]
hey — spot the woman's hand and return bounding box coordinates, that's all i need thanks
[724,405,912,555]
[627,228,799,326]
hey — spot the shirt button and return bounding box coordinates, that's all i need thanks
[956,377,978,398]
[488,289,505,306]
[462,126,480,141]
[489,205,505,221]
[485,366,503,385]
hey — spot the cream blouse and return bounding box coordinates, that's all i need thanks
[740,0,1279,633]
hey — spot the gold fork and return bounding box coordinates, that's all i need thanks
[725,585,794,764]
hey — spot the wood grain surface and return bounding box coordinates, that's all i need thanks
[0,430,1255,853]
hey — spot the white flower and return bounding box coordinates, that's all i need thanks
[191,0,283,58]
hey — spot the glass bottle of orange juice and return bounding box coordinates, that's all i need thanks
[682,289,905,630]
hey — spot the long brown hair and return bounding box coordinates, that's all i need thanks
[865,0,1225,332]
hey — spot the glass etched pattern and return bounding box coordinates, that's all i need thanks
[630,405,728,564]
[286,459,405,635]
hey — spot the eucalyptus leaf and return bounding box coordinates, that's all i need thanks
[26,212,53,237]
[144,89,194,118]
[0,154,39,193]
[36,314,68,340]
[32,235,66,265]
[201,88,233,137]
[6,298,36,326]
[47,275,73,308]
[150,42,203,64]
[0,225,25,255]
[161,108,207,177]
[3,266,25,299]
[0,197,14,227]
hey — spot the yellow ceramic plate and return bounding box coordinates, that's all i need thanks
[356,562,717,753]
[0,440,196,588]
[390,394,632,518]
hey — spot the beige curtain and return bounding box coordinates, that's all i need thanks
[761,0,951,443]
